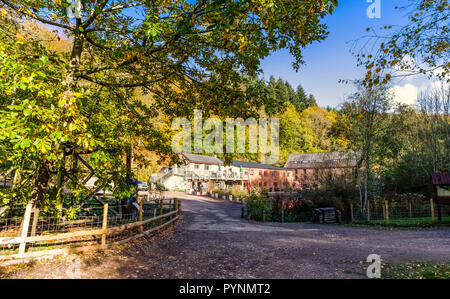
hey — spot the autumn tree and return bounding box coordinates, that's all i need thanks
[344,82,393,212]
[0,0,339,213]
[354,0,449,87]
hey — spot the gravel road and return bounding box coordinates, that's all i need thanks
[1,192,449,279]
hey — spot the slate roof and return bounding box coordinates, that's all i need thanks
[284,151,359,169]
[221,159,285,170]
[432,172,450,185]
[181,153,223,165]
[180,153,284,170]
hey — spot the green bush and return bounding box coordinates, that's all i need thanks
[217,189,230,199]
[246,192,271,221]
[231,189,247,202]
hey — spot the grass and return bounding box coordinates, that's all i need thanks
[370,215,450,226]
[382,262,450,279]
[349,215,450,229]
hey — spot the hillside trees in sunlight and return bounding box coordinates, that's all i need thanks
[259,77,318,115]
[299,106,345,151]
[278,102,315,163]
[277,102,349,165]
[0,0,339,213]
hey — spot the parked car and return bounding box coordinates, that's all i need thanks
[137,180,148,191]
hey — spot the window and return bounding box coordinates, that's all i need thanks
[259,171,262,175]
[194,164,199,169]
[263,182,267,187]
[205,165,209,170]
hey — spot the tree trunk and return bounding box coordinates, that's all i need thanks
[126,145,132,179]
[29,162,51,207]
[20,161,50,235]
[55,151,66,216]
[12,158,24,189]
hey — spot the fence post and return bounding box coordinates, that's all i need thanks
[350,203,354,224]
[262,210,266,222]
[169,198,172,212]
[30,206,40,237]
[385,200,389,225]
[139,200,143,233]
[159,199,163,225]
[18,203,33,257]
[101,203,108,247]
[175,198,179,212]
[281,210,284,223]
[366,201,371,222]
[430,198,435,223]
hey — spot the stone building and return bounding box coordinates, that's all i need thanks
[284,151,359,189]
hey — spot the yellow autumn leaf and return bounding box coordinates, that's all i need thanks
[16,33,24,41]
[1,8,8,17]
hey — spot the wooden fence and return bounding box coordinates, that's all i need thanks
[0,198,181,264]
[350,198,450,225]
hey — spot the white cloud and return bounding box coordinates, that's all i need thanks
[419,80,444,93]
[391,84,419,106]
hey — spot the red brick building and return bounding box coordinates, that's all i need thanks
[284,151,359,189]
[225,160,294,192]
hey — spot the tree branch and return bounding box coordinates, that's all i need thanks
[0,0,73,31]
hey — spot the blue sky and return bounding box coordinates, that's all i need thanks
[259,0,430,108]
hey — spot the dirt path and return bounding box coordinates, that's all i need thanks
[1,192,450,279]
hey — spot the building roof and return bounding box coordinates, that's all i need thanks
[222,159,285,170]
[181,153,223,165]
[179,153,284,170]
[432,172,450,185]
[284,151,359,169]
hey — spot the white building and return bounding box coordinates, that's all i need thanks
[150,153,249,193]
